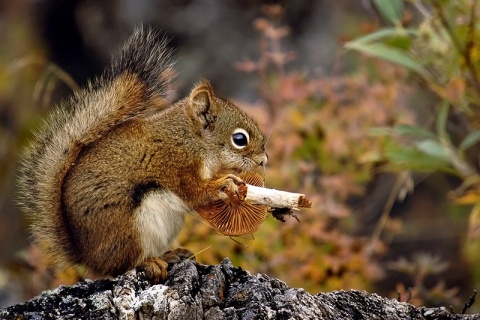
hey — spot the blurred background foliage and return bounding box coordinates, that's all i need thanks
[1,0,480,313]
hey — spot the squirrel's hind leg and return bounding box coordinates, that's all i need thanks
[136,248,194,283]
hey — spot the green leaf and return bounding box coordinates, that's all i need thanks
[384,36,412,50]
[416,139,451,162]
[436,101,449,141]
[459,130,480,151]
[346,27,417,46]
[394,124,437,139]
[346,42,422,72]
[373,0,404,25]
[383,143,452,172]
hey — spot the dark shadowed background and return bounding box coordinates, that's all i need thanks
[0,0,478,313]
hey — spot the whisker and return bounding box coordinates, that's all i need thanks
[189,209,217,231]
[264,129,273,147]
[262,162,266,186]
[189,245,212,259]
[229,236,249,247]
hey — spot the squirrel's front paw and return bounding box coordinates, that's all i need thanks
[219,174,247,204]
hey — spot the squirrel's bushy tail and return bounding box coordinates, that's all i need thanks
[18,26,175,270]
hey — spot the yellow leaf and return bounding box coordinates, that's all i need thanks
[468,203,480,240]
[451,189,480,205]
[428,78,465,106]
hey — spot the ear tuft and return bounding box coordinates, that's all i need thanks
[189,80,218,129]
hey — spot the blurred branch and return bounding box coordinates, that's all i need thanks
[432,0,480,94]
[367,171,412,257]
[8,57,79,93]
[465,1,480,94]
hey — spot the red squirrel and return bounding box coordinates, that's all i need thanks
[18,27,267,283]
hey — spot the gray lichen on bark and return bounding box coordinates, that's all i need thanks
[1,258,479,319]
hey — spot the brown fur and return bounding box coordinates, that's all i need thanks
[18,27,267,279]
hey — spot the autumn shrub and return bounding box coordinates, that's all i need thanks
[180,5,417,294]
[344,0,480,308]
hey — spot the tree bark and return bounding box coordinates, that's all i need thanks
[1,258,478,319]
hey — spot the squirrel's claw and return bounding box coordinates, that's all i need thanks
[136,248,194,284]
[162,248,195,264]
[136,257,168,284]
[220,174,247,204]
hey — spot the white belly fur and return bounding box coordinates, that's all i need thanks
[134,190,189,262]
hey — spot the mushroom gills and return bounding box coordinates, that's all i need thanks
[196,172,268,236]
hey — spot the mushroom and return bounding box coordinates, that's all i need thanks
[196,172,268,236]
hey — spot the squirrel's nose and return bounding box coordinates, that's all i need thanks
[259,153,268,166]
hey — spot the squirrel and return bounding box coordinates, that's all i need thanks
[18,26,268,283]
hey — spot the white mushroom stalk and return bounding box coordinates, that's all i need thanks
[243,184,312,209]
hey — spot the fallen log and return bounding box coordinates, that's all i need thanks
[1,258,478,319]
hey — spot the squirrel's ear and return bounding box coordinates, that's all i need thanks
[189,80,218,129]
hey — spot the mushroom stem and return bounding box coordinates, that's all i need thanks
[244,184,312,209]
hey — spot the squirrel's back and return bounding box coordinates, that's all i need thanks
[18,27,175,271]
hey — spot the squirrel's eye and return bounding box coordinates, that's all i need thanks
[231,128,249,149]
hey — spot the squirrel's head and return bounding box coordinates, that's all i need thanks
[187,80,267,176]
